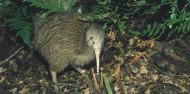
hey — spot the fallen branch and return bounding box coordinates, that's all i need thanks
[0,46,24,65]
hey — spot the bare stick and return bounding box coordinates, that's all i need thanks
[0,46,24,65]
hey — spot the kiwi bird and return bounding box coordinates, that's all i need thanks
[34,12,105,86]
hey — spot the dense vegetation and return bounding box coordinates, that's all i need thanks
[0,0,189,47]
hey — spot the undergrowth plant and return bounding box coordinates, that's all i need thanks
[2,0,189,47]
[130,0,190,40]
[82,0,190,41]
[0,0,33,47]
[7,7,32,47]
[22,0,77,13]
[77,0,168,56]
[2,0,76,47]
[80,0,166,36]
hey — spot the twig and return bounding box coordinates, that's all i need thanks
[85,74,94,93]
[163,81,190,94]
[0,46,24,65]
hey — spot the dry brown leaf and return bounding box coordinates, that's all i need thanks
[150,39,155,48]
[112,64,121,85]
[139,65,148,74]
[19,86,29,94]
[152,74,158,82]
[0,67,7,73]
[179,79,186,85]
[115,42,123,48]
[136,39,155,49]
[0,76,5,83]
[84,88,90,94]
[122,84,128,94]
[128,37,138,46]
[64,88,69,93]
[91,68,99,90]
[129,55,140,64]
[129,50,152,64]
[168,63,176,72]
[107,29,116,41]
[114,84,120,94]
[113,66,121,94]
[145,89,151,94]
[146,84,156,94]
[130,65,139,74]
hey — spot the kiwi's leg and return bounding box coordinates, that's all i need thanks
[50,70,58,90]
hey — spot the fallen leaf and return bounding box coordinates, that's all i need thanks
[179,79,186,85]
[139,65,148,74]
[84,88,90,94]
[0,76,5,83]
[19,86,29,94]
[8,88,17,94]
[91,68,99,90]
[112,64,121,85]
[145,89,150,94]
[152,74,158,82]
[115,42,123,48]
[0,67,7,73]
[107,29,116,41]
[130,65,139,74]
[136,39,155,49]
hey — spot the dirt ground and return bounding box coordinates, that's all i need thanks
[1,27,190,94]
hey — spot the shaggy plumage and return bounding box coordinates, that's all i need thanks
[34,12,105,87]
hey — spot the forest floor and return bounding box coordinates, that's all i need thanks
[1,30,190,94]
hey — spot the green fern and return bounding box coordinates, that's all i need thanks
[0,0,16,17]
[22,0,51,9]
[7,16,32,47]
[130,0,190,40]
[22,0,76,13]
[1,1,33,47]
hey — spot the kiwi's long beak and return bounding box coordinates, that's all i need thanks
[95,48,101,74]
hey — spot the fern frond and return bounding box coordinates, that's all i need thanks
[22,0,77,13]
[7,16,32,47]
[22,0,52,10]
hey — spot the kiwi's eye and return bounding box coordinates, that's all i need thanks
[92,41,95,44]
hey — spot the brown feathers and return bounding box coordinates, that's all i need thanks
[34,12,105,83]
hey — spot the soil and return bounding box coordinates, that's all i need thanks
[1,26,190,94]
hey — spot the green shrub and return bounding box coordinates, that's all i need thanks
[1,1,33,47]
[2,0,77,47]
[2,0,190,47]
[7,7,32,47]
[130,0,190,40]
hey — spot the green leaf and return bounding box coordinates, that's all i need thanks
[102,74,113,94]
[187,23,190,31]
[78,5,83,14]
[54,0,59,11]
[7,15,32,47]
[133,1,146,7]
[157,26,166,39]
[183,23,187,33]
[142,30,147,36]
[153,23,162,37]
[146,24,151,33]
[59,0,64,11]
[97,0,111,5]
[94,12,110,19]
[168,27,177,38]
[130,31,142,36]
[177,26,182,33]
[148,22,157,37]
